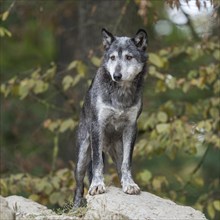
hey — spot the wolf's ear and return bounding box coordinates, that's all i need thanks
[132,29,148,51]
[102,28,115,50]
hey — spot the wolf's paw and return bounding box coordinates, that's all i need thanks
[122,182,140,195]
[89,183,106,196]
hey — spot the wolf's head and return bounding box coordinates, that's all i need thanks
[102,28,148,82]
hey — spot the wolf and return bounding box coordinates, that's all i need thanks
[73,28,148,207]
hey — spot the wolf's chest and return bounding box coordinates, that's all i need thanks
[96,97,140,130]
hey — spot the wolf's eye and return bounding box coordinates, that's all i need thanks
[126,55,133,60]
[110,55,115,61]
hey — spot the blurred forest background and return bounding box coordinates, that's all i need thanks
[0,0,220,219]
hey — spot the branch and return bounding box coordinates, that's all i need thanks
[30,93,72,114]
[177,144,211,192]
[190,144,211,175]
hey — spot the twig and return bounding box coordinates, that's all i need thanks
[50,134,59,176]
[177,144,211,192]
[190,144,211,175]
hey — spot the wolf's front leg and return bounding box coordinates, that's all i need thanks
[121,124,140,195]
[74,122,90,208]
[88,122,106,195]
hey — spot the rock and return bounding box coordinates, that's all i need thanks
[0,196,15,220]
[5,196,78,220]
[85,186,207,220]
[1,187,207,220]
[6,195,54,217]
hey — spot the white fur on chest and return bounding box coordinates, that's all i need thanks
[96,96,140,127]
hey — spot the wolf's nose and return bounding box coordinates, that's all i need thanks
[113,73,122,81]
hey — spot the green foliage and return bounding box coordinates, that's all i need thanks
[139,41,220,155]
[0,169,75,207]
[1,1,219,220]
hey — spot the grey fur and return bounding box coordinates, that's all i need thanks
[73,28,148,207]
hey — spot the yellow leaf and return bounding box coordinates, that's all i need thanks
[62,75,74,91]
[59,119,76,133]
[8,76,17,84]
[213,200,220,211]
[207,203,215,219]
[49,192,60,204]
[0,26,12,37]
[45,183,53,195]
[72,74,83,87]
[19,79,29,99]
[197,120,212,132]
[156,123,170,133]
[36,180,47,192]
[76,61,87,76]
[138,170,152,182]
[0,179,8,195]
[31,68,41,79]
[29,194,39,202]
[2,11,9,21]
[67,60,78,71]
[193,177,204,187]
[33,80,48,94]
[58,194,66,206]
[48,120,61,132]
[165,75,176,89]
[152,178,162,190]
[214,80,220,94]
[157,112,168,123]
[44,63,56,81]
[0,84,6,93]
[91,56,101,67]
[51,177,60,189]
[149,53,164,68]
[213,50,220,61]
